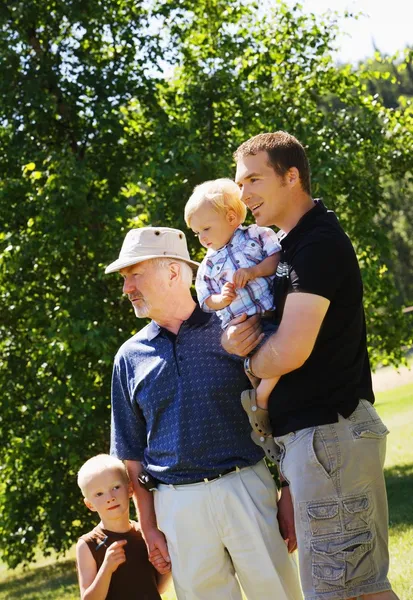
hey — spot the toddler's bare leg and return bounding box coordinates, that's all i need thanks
[256,376,280,410]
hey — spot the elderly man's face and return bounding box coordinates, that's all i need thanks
[120,260,167,319]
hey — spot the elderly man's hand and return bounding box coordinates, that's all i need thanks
[221,313,264,357]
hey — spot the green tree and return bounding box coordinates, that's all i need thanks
[0,0,412,567]
[0,0,165,566]
[356,49,413,306]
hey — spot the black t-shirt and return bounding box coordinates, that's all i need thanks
[269,200,374,436]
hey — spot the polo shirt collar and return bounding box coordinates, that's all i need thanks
[145,301,211,341]
[280,199,326,250]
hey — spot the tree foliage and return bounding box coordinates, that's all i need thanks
[357,49,413,307]
[0,0,412,567]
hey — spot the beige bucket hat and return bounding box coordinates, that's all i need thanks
[105,226,200,274]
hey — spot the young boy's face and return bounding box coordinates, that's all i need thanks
[83,468,132,521]
[190,203,238,251]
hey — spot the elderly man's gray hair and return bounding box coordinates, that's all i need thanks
[152,257,194,287]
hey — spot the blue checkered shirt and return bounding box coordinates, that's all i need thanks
[195,225,281,328]
[110,305,263,484]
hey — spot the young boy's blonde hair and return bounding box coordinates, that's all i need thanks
[185,178,247,227]
[77,454,129,497]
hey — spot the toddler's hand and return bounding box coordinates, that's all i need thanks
[220,282,236,306]
[102,540,127,574]
[149,547,172,574]
[233,268,253,288]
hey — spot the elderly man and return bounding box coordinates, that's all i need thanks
[105,226,302,600]
[223,131,399,600]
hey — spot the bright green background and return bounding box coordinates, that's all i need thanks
[0,379,412,599]
[1,0,412,568]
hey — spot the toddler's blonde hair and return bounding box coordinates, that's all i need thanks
[185,178,247,227]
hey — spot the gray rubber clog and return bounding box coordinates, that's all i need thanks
[241,388,272,437]
[250,431,278,463]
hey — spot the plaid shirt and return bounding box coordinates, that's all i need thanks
[195,224,281,328]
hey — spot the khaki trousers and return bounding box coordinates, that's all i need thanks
[154,460,302,600]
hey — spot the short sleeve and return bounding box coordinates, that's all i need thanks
[110,355,147,461]
[195,256,220,312]
[289,238,345,300]
[251,225,281,257]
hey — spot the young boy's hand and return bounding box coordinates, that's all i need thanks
[102,540,127,574]
[149,547,172,574]
[233,267,253,289]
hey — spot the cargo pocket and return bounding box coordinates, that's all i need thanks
[343,495,369,532]
[312,531,374,593]
[312,541,345,593]
[344,531,374,586]
[351,420,389,440]
[307,501,341,536]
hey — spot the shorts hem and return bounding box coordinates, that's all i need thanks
[305,579,392,600]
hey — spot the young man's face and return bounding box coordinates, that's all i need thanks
[83,468,132,520]
[235,151,290,228]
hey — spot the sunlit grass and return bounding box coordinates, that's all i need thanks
[0,384,412,599]
[375,383,413,600]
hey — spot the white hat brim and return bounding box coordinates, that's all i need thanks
[105,254,200,274]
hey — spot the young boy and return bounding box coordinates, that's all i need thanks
[184,178,280,459]
[76,454,171,600]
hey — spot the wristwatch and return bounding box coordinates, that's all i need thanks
[244,355,257,379]
[280,480,290,488]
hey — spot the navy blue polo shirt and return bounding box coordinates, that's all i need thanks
[110,304,263,484]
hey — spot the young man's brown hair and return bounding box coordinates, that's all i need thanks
[234,131,311,195]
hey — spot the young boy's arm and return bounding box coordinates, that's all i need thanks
[149,548,173,593]
[204,282,236,310]
[125,460,171,574]
[157,571,173,594]
[76,538,127,600]
[233,252,280,289]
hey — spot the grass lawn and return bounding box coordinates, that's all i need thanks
[374,383,413,600]
[0,383,412,600]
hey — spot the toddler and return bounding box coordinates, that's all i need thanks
[185,178,281,459]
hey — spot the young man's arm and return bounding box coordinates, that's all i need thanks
[221,292,329,371]
[233,252,280,288]
[76,538,127,600]
[250,291,330,377]
[125,460,171,573]
[221,292,329,554]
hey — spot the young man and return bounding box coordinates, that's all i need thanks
[104,226,302,600]
[222,131,399,600]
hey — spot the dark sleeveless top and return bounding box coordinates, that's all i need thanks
[78,520,161,599]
